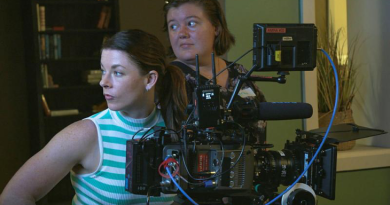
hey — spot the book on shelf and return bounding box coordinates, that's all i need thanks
[87,79,100,85]
[53,34,58,59]
[41,95,78,117]
[39,34,45,59]
[52,26,65,31]
[38,35,42,59]
[97,6,108,29]
[84,75,101,85]
[36,4,41,31]
[35,3,64,33]
[85,75,102,81]
[44,34,49,59]
[49,35,54,59]
[103,6,112,29]
[40,64,58,88]
[41,64,49,88]
[39,5,46,32]
[47,75,58,88]
[56,34,62,59]
[51,109,79,117]
[38,34,62,60]
[83,70,102,84]
[45,26,65,31]
[38,34,49,60]
[52,34,62,60]
[41,94,51,116]
[97,6,112,29]
[84,70,102,75]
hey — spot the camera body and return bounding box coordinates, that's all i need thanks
[125,124,336,204]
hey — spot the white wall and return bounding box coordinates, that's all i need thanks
[347,0,390,147]
[329,0,349,57]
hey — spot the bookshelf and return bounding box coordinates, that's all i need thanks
[21,0,120,203]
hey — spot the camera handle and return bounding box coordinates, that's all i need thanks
[226,63,289,109]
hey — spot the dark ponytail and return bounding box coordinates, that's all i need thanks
[157,65,188,131]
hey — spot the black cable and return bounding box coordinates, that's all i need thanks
[132,127,146,140]
[214,137,225,174]
[140,128,181,143]
[206,48,254,84]
[139,126,155,142]
[146,185,161,205]
[177,107,196,134]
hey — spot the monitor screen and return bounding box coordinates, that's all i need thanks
[253,24,317,72]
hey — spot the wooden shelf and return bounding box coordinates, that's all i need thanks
[36,0,114,5]
[38,29,116,34]
[43,84,101,91]
[43,111,96,120]
[39,57,100,62]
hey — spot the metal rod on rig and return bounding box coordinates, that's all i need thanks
[211,52,217,85]
[226,64,257,109]
[195,54,200,86]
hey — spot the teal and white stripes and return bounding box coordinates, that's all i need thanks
[70,108,175,205]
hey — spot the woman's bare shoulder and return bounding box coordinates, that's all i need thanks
[44,119,98,164]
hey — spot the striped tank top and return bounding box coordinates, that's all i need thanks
[70,108,175,205]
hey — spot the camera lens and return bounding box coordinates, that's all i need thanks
[254,149,299,186]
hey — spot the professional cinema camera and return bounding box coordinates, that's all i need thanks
[124,24,386,205]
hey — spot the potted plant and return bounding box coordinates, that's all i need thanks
[317,26,360,150]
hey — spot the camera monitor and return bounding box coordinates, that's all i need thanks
[253,23,317,71]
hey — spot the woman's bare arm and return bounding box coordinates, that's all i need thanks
[0,119,97,205]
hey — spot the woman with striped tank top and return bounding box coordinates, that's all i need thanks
[0,29,188,205]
